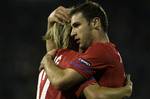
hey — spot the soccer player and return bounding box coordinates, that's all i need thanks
[37,22,132,99]
[37,1,132,99]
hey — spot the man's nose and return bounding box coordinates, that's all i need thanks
[71,30,76,36]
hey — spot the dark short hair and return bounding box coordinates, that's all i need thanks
[70,1,108,33]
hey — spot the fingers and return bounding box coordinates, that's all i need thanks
[40,56,45,66]
[126,74,130,82]
[39,63,44,71]
[40,54,52,70]
[126,74,133,92]
[57,6,70,20]
[126,74,132,86]
[47,49,57,56]
[48,6,70,26]
[126,74,133,97]
[55,10,70,23]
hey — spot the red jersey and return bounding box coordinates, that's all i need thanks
[70,42,125,87]
[73,42,126,96]
[36,42,125,99]
[36,49,81,99]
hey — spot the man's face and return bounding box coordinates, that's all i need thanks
[71,12,93,50]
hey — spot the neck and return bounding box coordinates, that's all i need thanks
[92,30,109,43]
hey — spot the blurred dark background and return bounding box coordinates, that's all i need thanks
[0,0,150,99]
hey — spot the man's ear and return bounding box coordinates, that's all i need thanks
[91,17,101,30]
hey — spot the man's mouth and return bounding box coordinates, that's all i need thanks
[75,39,80,44]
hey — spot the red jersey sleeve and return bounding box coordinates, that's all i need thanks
[55,49,96,79]
[68,57,95,79]
[56,43,114,79]
[66,43,113,79]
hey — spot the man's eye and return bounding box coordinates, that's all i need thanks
[73,23,80,28]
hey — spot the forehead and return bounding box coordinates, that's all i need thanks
[71,12,87,25]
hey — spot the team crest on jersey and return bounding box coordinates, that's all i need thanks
[78,58,91,66]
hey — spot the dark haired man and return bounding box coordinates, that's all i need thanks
[39,1,132,99]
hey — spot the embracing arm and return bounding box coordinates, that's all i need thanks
[47,6,70,30]
[83,75,132,99]
[41,6,82,90]
[41,50,85,90]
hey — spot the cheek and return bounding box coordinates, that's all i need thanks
[80,28,87,35]
[78,25,89,38]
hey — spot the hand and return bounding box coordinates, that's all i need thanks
[39,63,44,71]
[47,6,71,29]
[125,74,133,97]
[47,49,57,59]
[40,49,57,69]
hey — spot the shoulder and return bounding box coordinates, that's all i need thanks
[56,48,75,55]
[56,49,79,59]
[80,42,116,63]
[84,42,111,57]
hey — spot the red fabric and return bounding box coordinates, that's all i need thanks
[36,49,79,99]
[69,42,125,96]
[66,42,125,87]
[75,77,97,97]
[36,42,125,99]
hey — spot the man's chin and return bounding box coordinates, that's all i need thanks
[79,45,86,52]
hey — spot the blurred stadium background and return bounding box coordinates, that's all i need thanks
[0,0,150,99]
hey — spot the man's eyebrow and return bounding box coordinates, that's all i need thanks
[72,22,80,27]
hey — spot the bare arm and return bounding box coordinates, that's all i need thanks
[41,6,83,90]
[83,75,132,99]
[41,50,85,90]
